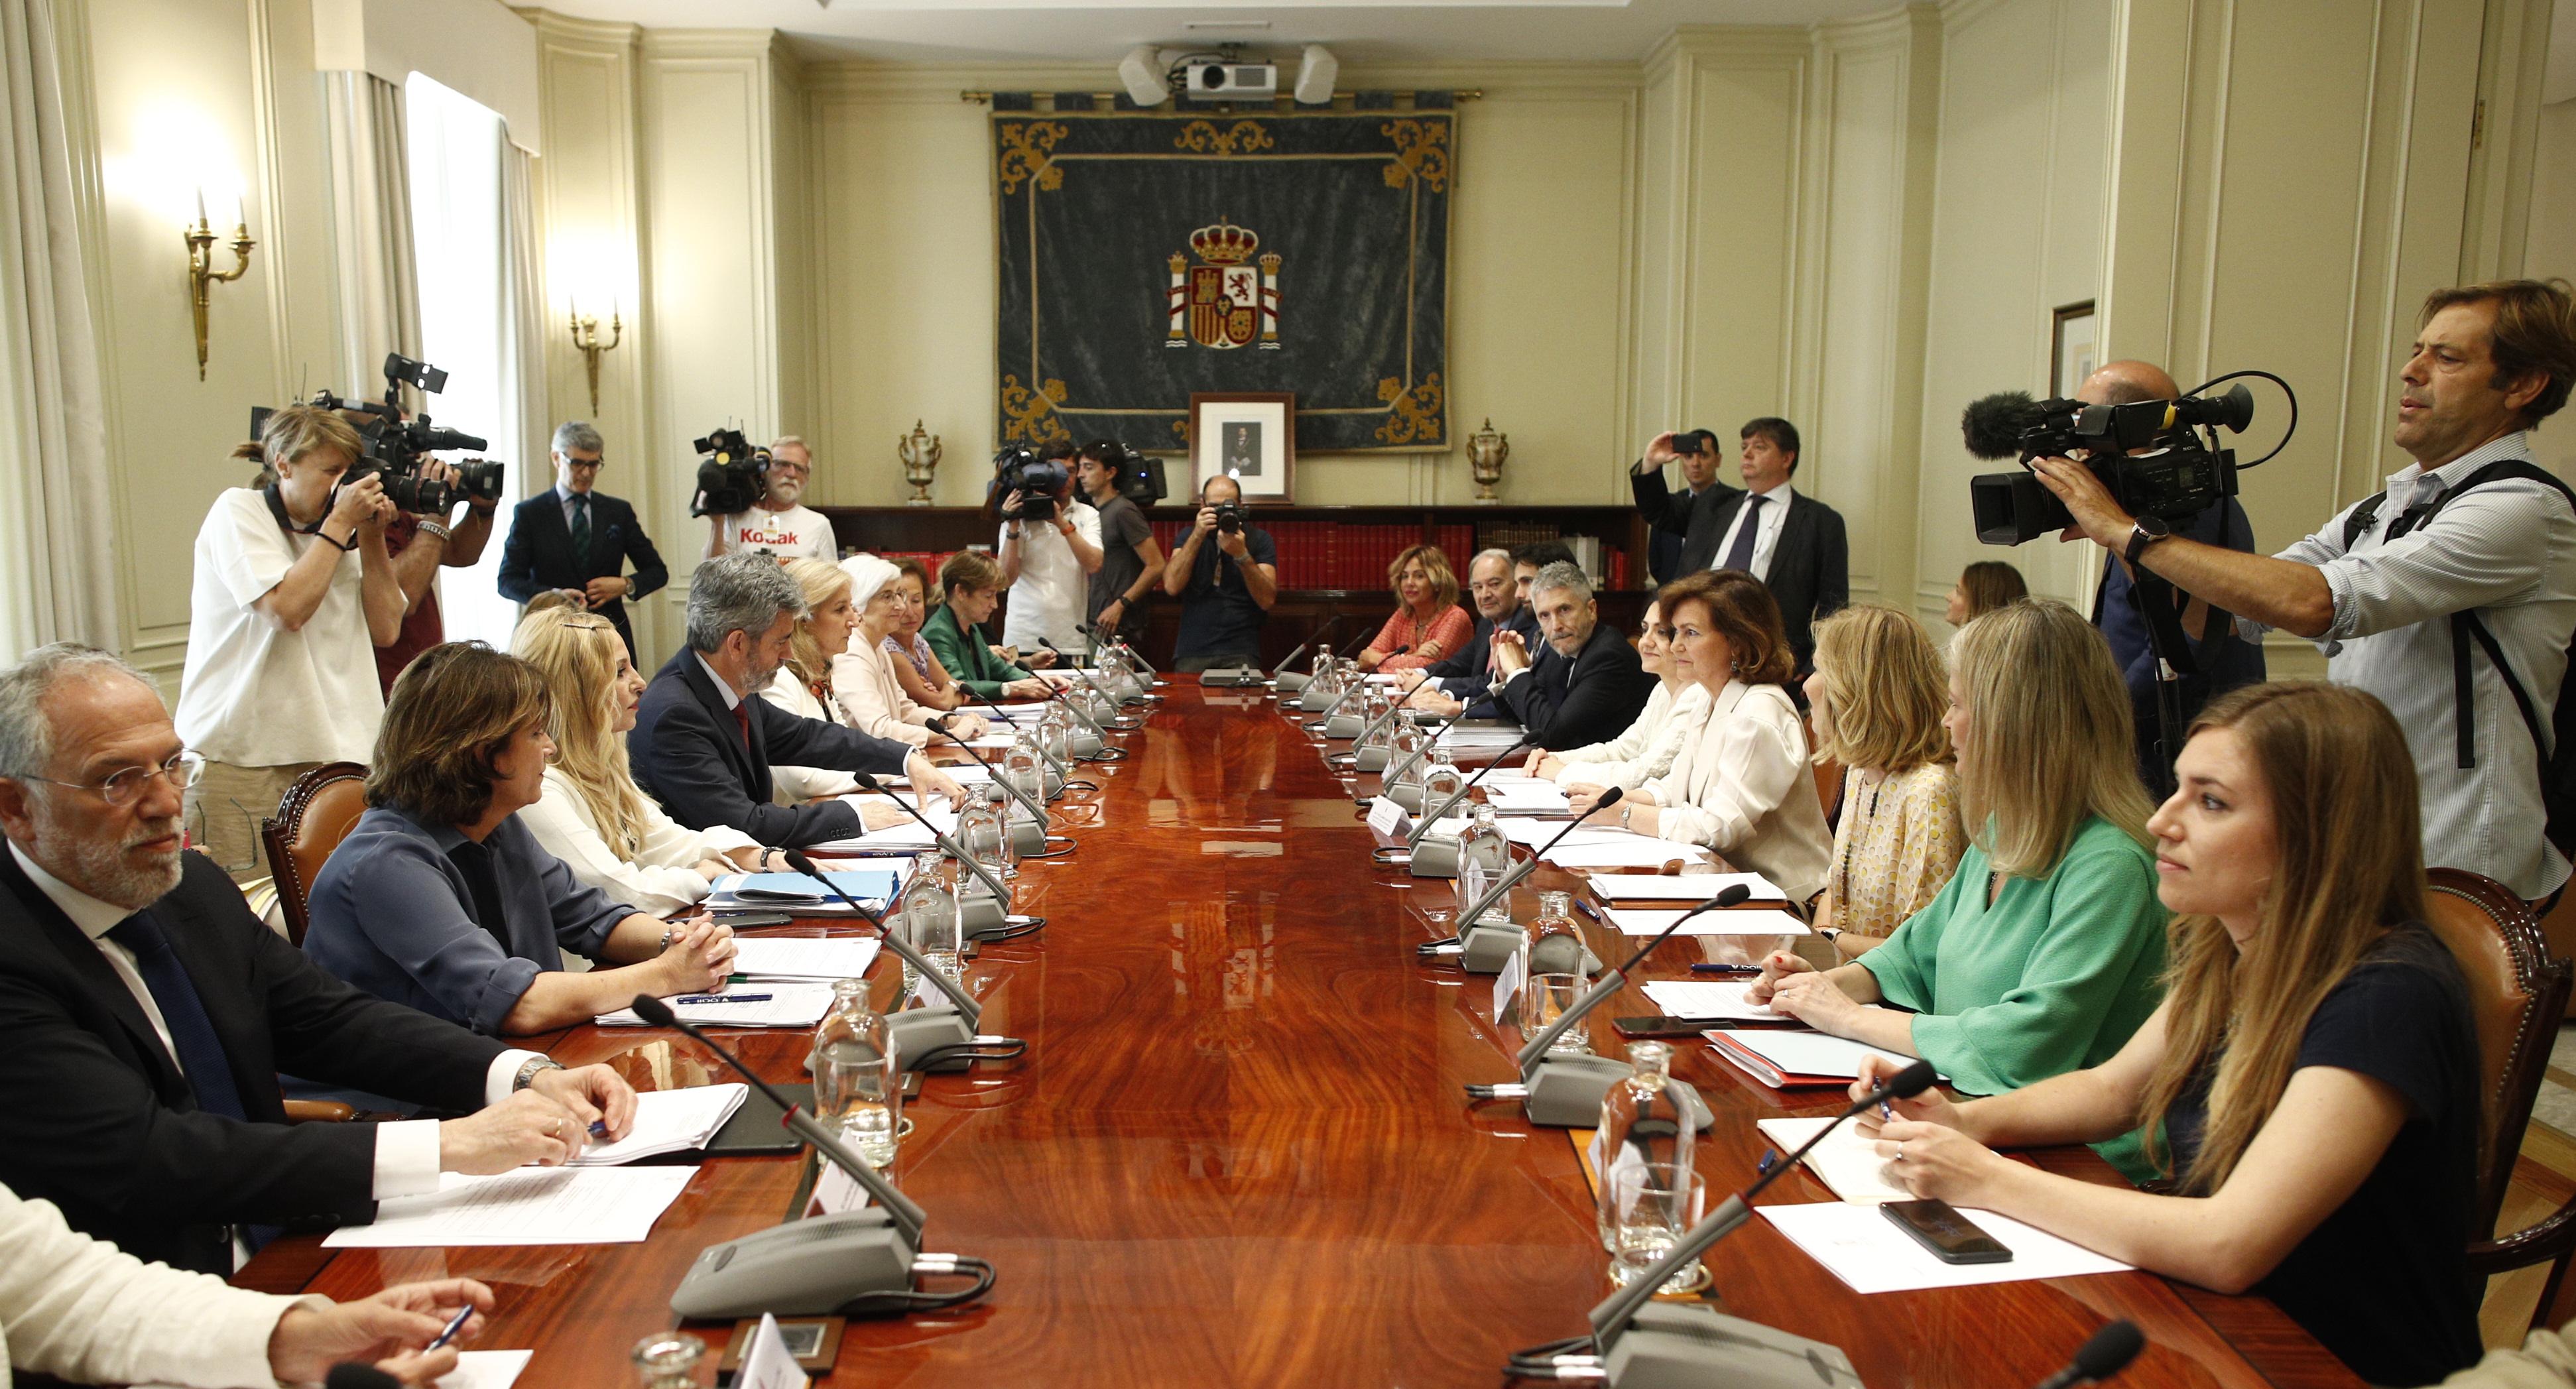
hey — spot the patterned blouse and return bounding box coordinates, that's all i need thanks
[1823,760,1966,939]
[1365,605,1475,672]
[885,632,935,680]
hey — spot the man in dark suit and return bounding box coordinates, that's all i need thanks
[0,644,637,1275]
[1404,548,1535,718]
[497,421,668,656]
[630,552,965,847]
[1636,430,1740,584]
[1491,562,1654,749]
[1630,418,1847,672]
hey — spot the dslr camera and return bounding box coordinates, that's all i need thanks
[991,446,1071,522]
[689,427,770,518]
[1211,500,1247,535]
[1961,384,2256,546]
[251,352,503,515]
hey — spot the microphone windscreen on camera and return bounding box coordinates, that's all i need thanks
[2073,1321,2145,1382]
[629,994,677,1028]
[1962,391,2038,460]
[1887,1057,1940,1101]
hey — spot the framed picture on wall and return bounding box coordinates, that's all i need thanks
[1189,393,1296,503]
[2052,300,2099,399]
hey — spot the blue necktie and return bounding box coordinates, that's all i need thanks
[569,493,593,564]
[1720,494,1765,574]
[106,910,249,1123]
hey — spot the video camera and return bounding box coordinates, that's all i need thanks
[991,446,1071,522]
[1962,383,2260,546]
[689,427,770,518]
[250,352,502,515]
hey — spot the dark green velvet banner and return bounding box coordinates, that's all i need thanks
[991,97,1453,455]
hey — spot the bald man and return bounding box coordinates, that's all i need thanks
[2073,359,2264,797]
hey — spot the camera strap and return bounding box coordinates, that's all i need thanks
[2130,573,2217,680]
[263,483,357,552]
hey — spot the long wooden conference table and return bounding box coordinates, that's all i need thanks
[238,676,2364,1388]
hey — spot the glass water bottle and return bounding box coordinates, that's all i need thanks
[1595,1041,1702,1282]
[810,978,900,1168]
[956,783,1016,889]
[898,863,961,995]
[1456,802,1513,926]
[1002,734,1048,825]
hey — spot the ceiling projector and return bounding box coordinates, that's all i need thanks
[1183,58,1276,101]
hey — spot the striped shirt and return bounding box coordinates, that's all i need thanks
[2252,432,2576,899]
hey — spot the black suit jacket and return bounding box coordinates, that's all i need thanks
[1428,607,1537,719]
[496,489,668,654]
[1636,474,1744,585]
[0,849,506,1274]
[1493,620,1656,751]
[1630,469,1848,670]
[629,648,912,847]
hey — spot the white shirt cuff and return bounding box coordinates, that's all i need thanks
[371,1120,443,1200]
[485,1048,546,1107]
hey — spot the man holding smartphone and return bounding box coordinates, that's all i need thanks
[1634,428,1737,584]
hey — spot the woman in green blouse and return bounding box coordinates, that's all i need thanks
[1750,599,2168,1178]
[922,549,1054,702]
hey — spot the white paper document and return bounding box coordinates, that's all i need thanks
[570,1083,749,1166]
[1538,836,1713,869]
[1607,907,1809,936]
[1710,1029,1914,1080]
[1752,1117,1908,1203]
[323,1166,696,1248]
[1759,1201,2132,1293]
[595,983,838,1029]
[1640,979,1790,1022]
[1483,784,1571,814]
[731,936,882,982]
[435,1351,533,1389]
[1588,872,1789,902]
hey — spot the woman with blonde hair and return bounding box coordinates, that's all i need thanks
[1750,599,2168,1178]
[1522,599,1709,792]
[828,556,991,750]
[511,606,768,913]
[1802,605,1965,958]
[1569,571,1835,902]
[1356,544,1473,673]
[1855,683,2479,1385]
[749,560,930,822]
[882,556,967,713]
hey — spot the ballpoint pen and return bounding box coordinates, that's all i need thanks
[673,993,773,1004]
[1572,899,1607,926]
[1688,962,1760,976]
[426,1302,474,1351]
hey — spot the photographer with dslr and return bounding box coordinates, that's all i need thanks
[176,404,406,882]
[995,442,1101,658]
[1076,440,1165,651]
[2030,279,2576,904]
[703,436,837,562]
[1162,473,1276,673]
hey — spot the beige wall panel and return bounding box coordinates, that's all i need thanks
[2530,99,2576,479]
[1813,47,1904,603]
[1680,58,1804,439]
[1630,59,1683,447]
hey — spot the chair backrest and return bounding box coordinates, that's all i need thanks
[2422,868,2573,1234]
[259,762,369,946]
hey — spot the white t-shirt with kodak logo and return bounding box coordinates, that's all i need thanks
[715,503,839,562]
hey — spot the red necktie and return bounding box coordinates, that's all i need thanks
[733,702,751,749]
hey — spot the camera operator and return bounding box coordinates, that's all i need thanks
[995,444,1101,659]
[1162,474,1276,672]
[703,435,837,562]
[2034,279,2576,904]
[2065,361,2265,796]
[362,410,499,695]
[1075,441,1165,652]
[175,405,406,882]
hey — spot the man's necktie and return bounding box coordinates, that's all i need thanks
[569,493,593,565]
[106,910,247,1122]
[1720,494,1765,574]
[733,701,753,750]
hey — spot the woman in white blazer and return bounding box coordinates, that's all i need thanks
[1524,599,1711,792]
[513,603,773,912]
[0,1177,489,1387]
[1569,570,1834,905]
[759,560,957,819]
[829,554,991,749]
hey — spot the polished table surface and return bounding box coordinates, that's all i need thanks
[241,677,2365,1388]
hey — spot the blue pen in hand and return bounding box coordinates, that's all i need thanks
[426,1301,474,1351]
[672,993,771,1004]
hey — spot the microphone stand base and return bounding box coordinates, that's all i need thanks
[1601,1304,1862,1389]
[1384,783,1427,814]
[670,1208,918,1319]
[1008,819,1048,858]
[1322,713,1365,739]
[1458,922,1526,974]
[1198,666,1263,686]
[889,1005,977,1073]
[1275,670,1313,694]
[1407,835,1460,878]
[1298,686,1337,712]
[1353,746,1390,772]
[1522,1057,1717,1129]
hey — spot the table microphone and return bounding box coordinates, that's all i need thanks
[1466,883,1750,1128]
[847,772,1039,941]
[925,717,1065,859]
[1270,613,1344,693]
[1503,1057,1939,1388]
[1310,648,1400,738]
[631,993,994,1319]
[1402,717,1559,871]
[2031,1323,2145,1389]
[1371,701,1477,816]
[1035,676,1119,759]
[778,849,1011,1073]
[1327,676,1416,770]
[1422,788,1622,971]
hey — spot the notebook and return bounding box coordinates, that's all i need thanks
[1705,1030,1918,1088]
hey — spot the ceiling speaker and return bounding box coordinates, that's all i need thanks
[1120,45,1170,107]
[1293,44,1338,105]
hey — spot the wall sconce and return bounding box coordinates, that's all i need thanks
[568,298,622,414]
[186,192,254,381]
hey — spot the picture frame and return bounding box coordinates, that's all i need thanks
[2052,300,2099,400]
[1188,392,1296,504]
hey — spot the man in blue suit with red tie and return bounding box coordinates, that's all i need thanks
[497,422,667,658]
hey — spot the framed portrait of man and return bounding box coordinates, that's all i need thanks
[1188,393,1296,503]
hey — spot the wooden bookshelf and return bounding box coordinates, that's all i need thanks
[817,503,1652,669]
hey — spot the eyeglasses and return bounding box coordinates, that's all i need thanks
[17,751,202,807]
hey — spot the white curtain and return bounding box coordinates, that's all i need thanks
[504,141,546,521]
[322,70,420,404]
[0,0,116,653]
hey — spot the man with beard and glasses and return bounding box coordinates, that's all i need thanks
[630,552,963,847]
[703,435,840,563]
[0,644,640,1277]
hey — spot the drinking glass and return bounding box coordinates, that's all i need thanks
[1601,1162,1708,1292]
[630,1331,705,1388]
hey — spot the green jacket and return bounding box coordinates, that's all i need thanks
[1860,815,2169,1181]
[923,603,1034,701]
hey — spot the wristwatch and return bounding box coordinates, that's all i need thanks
[2124,514,2172,566]
[513,1056,566,1091]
